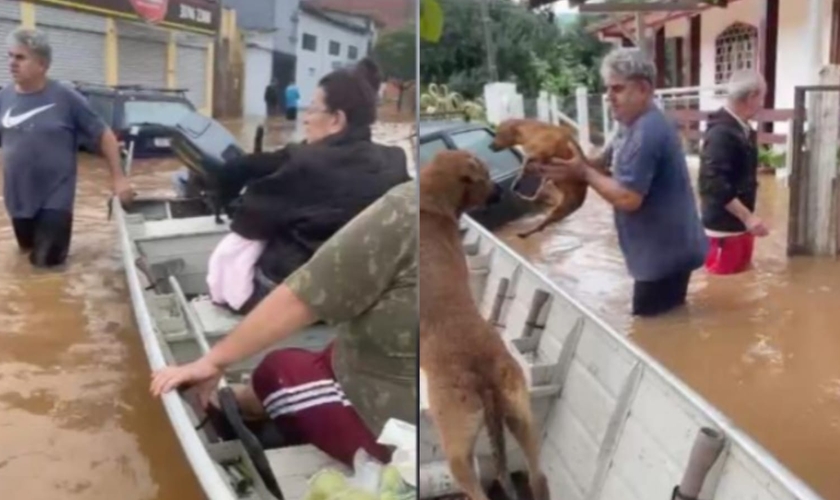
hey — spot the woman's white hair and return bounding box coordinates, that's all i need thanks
[600,47,657,85]
[7,27,51,66]
[727,70,766,102]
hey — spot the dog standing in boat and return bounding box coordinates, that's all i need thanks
[490,118,601,239]
[420,149,550,500]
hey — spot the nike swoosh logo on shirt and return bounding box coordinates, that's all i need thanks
[2,104,56,128]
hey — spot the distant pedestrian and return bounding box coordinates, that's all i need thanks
[284,80,300,123]
[0,27,134,269]
[699,70,769,275]
[264,77,279,117]
[532,48,708,317]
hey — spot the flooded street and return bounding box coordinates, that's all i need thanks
[0,153,202,499]
[497,162,840,499]
[0,118,414,500]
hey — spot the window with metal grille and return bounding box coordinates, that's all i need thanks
[714,22,758,84]
[329,40,340,56]
[302,33,317,51]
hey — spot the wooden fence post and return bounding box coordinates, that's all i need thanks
[787,66,840,256]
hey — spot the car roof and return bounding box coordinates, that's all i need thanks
[67,81,189,100]
[418,120,488,138]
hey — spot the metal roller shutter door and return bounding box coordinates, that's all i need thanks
[117,21,167,88]
[0,1,22,87]
[176,37,209,110]
[36,5,107,86]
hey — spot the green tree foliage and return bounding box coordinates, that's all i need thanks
[419,0,609,99]
[373,28,417,110]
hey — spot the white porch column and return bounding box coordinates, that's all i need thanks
[807,0,825,83]
[575,86,591,148]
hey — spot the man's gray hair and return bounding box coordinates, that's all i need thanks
[600,47,657,85]
[7,27,51,66]
[727,69,766,102]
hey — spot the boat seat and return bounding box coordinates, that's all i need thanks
[266,445,350,500]
[187,296,337,351]
[189,296,243,338]
[419,335,562,470]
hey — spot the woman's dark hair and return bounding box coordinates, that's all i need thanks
[317,57,381,130]
[353,57,382,92]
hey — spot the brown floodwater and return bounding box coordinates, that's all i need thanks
[496,165,840,499]
[0,118,295,500]
[0,117,414,500]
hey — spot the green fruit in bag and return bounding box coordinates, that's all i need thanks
[379,465,405,494]
[305,469,348,500]
[327,486,378,500]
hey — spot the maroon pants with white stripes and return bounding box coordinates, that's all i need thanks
[250,342,391,466]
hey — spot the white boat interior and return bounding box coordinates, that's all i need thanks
[417,216,824,500]
[116,196,350,500]
[115,191,823,500]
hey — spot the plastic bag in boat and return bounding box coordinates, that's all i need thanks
[303,446,416,500]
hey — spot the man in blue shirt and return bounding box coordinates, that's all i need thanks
[0,28,134,269]
[536,48,708,317]
[284,80,300,123]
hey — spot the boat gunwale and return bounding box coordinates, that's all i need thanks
[115,198,239,500]
[114,195,821,499]
[462,215,824,500]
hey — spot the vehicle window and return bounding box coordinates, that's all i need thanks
[418,138,449,169]
[123,100,194,127]
[86,94,115,125]
[449,129,521,179]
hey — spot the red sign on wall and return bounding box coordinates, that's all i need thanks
[129,0,169,23]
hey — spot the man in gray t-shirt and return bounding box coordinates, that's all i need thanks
[1,27,133,268]
[534,48,708,317]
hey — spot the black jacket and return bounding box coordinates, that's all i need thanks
[698,108,758,233]
[229,126,410,285]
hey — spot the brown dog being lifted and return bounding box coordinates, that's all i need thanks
[490,118,605,239]
[420,149,550,500]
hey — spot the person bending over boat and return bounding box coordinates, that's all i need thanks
[151,180,417,467]
[531,47,708,317]
[205,57,408,314]
[0,28,134,269]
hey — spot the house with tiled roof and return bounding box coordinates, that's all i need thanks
[221,0,378,116]
[527,0,836,146]
[303,0,414,33]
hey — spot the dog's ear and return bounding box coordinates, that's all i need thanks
[458,155,484,184]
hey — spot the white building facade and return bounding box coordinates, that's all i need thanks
[295,5,376,108]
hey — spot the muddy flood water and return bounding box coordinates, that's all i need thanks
[0,119,414,500]
[4,114,839,499]
[497,162,840,499]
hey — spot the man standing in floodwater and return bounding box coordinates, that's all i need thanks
[698,70,769,275]
[534,47,708,317]
[264,77,279,117]
[0,28,134,268]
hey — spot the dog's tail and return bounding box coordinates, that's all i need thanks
[481,385,516,498]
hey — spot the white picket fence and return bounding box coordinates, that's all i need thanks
[482,82,594,150]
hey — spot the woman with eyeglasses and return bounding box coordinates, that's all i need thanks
[206,57,410,314]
